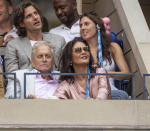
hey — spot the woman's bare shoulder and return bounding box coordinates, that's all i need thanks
[110,42,123,54]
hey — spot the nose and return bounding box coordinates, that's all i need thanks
[80,24,86,31]
[42,56,47,62]
[81,48,87,54]
[33,14,38,20]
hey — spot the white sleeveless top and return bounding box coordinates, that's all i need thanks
[103,57,118,90]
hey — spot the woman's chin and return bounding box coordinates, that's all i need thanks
[76,62,89,66]
[81,35,88,40]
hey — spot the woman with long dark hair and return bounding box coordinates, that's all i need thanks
[80,12,130,99]
[54,38,111,99]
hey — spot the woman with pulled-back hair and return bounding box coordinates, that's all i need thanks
[80,12,130,99]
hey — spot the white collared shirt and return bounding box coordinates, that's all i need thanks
[4,26,18,41]
[30,40,37,47]
[49,20,81,43]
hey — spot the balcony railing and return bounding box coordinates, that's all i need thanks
[0,72,138,99]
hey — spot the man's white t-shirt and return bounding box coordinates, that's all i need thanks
[49,20,80,43]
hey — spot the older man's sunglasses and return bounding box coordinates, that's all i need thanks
[74,46,89,53]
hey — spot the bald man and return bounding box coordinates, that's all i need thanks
[49,0,80,43]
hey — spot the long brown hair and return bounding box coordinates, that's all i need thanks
[59,38,94,83]
[80,12,112,64]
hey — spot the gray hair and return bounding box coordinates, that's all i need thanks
[31,41,54,60]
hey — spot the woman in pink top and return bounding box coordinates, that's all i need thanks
[54,38,111,99]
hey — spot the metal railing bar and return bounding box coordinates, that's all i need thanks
[24,72,135,76]
[142,74,150,100]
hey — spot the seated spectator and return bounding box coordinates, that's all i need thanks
[0,0,18,73]
[54,38,111,99]
[49,0,80,43]
[80,12,130,99]
[5,0,65,72]
[0,0,18,47]
[5,41,59,99]
[102,17,111,35]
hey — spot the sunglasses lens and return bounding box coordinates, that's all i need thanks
[74,46,89,53]
[83,46,89,51]
[74,47,82,53]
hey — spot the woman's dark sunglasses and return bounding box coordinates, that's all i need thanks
[74,46,89,53]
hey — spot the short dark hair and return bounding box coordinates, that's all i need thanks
[14,0,43,37]
[59,37,94,83]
